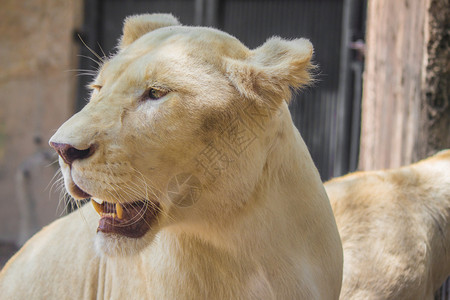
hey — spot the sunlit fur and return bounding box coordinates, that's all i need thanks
[0,14,343,299]
[326,149,450,300]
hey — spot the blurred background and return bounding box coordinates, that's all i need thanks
[0,0,448,294]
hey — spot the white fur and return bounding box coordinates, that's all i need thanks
[327,150,450,299]
[0,14,343,299]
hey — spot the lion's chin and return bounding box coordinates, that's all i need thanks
[94,231,157,257]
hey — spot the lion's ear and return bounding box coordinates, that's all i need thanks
[119,13,180,49]
[225,37,314,103]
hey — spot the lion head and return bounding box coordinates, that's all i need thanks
[49,14,314,256]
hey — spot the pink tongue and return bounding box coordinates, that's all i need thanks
[98,216,149,238]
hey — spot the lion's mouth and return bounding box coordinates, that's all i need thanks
[67,170,160,239]
[91,198,160,238]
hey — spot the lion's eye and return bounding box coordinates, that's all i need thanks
[146,88,167,100]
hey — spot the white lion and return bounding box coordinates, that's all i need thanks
[327,150,450,299]
[0,14,343,299]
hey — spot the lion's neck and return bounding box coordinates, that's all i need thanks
[210,105,331,248]
[230,111,333,255]
[142,105,342,297]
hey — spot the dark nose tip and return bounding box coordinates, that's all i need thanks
[50,142,95,166]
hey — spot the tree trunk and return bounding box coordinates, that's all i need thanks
[359,0,449,170]
[360,0,450,298]
[416,0,450,160]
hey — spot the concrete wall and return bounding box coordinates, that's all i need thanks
[0,0,83,245]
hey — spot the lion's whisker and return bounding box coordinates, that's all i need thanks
[77,34,105,64]
[44,158,60,169]
[126,175,176,223]
[65,68,98,74]
[77,54,103,67]
[97,42,107,60]
[47,169,63,195]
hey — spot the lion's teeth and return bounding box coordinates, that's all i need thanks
[116,203,124,219]
[92,197,103,204]
[92,200,103,215]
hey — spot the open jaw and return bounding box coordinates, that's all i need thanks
[91,198,160,238]
[67,172,161,239]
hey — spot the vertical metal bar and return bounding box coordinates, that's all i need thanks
[195,0,205,26]
[205,0,220,28]
[332,0,354,177]
[349,61,362,172]
[75,0,102,112]
[348,0,367,173]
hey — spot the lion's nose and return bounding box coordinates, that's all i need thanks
[49,142,95,166]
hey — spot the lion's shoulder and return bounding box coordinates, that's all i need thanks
[0,205,99,298]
